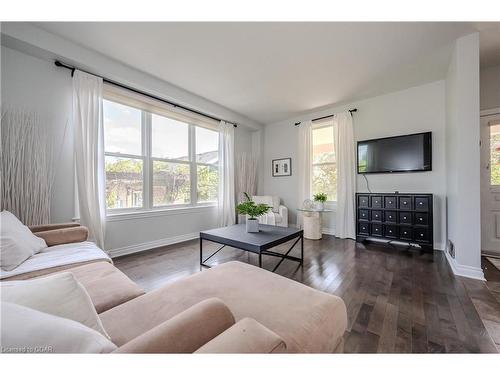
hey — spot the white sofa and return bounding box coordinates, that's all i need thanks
[251,195,288,227]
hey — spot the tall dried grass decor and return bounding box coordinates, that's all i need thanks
[1,108,64,225]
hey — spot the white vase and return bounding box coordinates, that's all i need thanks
[315,202,324,211]
[246,218,259,233]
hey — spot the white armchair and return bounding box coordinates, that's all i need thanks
[250,195,288,227]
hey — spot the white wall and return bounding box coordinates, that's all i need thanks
[1,46,74,224]
[444,33,483,279]
[480,64,500,110]
[1,43,256,256]
[262,80,447,250]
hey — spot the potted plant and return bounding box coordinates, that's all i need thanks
[313,193,327,210]
[236,193,272,233]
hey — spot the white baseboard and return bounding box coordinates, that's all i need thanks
[108,232,199,258]
[445,251,485,280]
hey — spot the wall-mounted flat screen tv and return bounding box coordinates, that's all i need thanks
[357,132,432,174]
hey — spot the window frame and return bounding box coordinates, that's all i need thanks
[311,119,337,203]
[103,94,219,216]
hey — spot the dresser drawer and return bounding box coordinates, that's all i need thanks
[414,227,431,243]
[358,195,370,208]
[415,197,430,211]
[358,222,370,236]
[415,212,429,225]
[399,227,413,240]
[371,223,383,237]
[384,225,398,239]
[358,209,370,221]
[398,196,412,210]
[371,210,383,222]
[371,196,383,208]
[384,210,397,223]
[399,211,412,225]
[384,196,397,209]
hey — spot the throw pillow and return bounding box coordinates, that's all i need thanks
[1,272,110,339]
[1,302,117,353]
[0,210,47,271]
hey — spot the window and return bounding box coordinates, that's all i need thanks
[312,119,337,201]
[490,122,500,186]
[103,88,219,213]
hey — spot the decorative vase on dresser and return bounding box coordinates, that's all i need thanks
[355,192,433,252]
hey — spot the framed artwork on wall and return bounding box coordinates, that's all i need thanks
[272,158,292,177]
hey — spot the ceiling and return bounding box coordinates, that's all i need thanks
[34,22,498,124]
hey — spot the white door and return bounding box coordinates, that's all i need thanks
[480,111,500,257]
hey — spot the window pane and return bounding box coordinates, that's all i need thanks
[312,126,335,164]
[152,114,189,160]
[153,161,190,206]
[105,156,143,209]
[103,100,142,155]
[197,165,218,203]
[312,164,337,201]
[491,123,500,185]
[196,127,219,164]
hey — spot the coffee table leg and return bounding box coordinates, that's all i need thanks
[259,253,262,268]
[301,234,304,264]
[199,238,203,266]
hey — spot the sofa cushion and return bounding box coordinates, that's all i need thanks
[0,211,47,271]
[113,298,235,353]
[57,262,145,313]
[195,317,287,353]
[1,272,110,338]
[100,261,347,353]
[1,302,116,353]
[0,241,111,280]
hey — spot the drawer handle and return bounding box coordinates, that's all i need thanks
[403,201,407,205]
[389,230,392,233]
[375,228,379,232]
[419,218,423,221]
[403,231,407,235]
[419,202,423,205]
[420,233,424,237]
[389,201,393,204]
[403,216,407,220]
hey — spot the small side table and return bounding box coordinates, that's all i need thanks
[297,208,332,240]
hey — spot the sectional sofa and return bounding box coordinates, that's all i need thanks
[1,223,347,353]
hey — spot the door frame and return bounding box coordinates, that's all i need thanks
[480,107,500,258]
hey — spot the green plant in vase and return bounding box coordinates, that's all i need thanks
[236,192,272,232]
[313,193,327,210]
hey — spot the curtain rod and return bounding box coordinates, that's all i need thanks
[54,60,237,128]
[294,108,357,126]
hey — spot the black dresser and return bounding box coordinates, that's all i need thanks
[356,193,433,251]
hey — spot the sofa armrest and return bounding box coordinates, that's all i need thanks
[113,298,235,353]
[29,223,81,233]
[195,318,287,353]
[33,226,89,246]
[278,205,288,226]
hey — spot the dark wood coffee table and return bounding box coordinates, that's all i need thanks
[199,224,304,272]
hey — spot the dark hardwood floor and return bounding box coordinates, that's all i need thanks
[114,235,500,353]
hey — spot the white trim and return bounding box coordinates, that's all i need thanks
[445,251,485,280]
[108,232,199,258]
[105,204,217,222]
[480,107,500,117]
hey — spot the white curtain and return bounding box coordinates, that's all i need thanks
[235,152,258,223]
[218,121,235,226]
[297,120,312,227]
[333,111,356,239]
[73,70,106,248]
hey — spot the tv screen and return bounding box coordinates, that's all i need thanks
[357,132,432,174]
